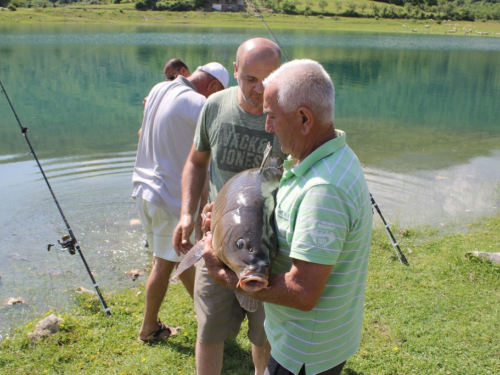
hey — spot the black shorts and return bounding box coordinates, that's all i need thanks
[264,355,346,375]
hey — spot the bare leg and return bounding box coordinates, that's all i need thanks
[252,340,271,375]
[138,256,176,340]
[178,264,196,299]
[196,340,224,375]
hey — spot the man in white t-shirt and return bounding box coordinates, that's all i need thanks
[132,62,229,342]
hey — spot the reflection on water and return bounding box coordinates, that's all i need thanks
[0,24,499,337]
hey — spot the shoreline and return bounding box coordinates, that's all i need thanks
[1,211,499,372]
[1,4,500,37]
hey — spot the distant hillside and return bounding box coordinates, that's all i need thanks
[2,0,500,22]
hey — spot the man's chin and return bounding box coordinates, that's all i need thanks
[244,95,263,108]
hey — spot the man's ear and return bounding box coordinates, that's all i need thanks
[298,107,313,135]
[208,79,219,94]
[233,62,238,79]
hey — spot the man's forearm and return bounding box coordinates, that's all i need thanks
[180,158,208,218]
[250,273,311,311]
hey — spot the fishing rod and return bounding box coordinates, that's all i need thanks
[0,78,112,316]
[245,0,410,266]
[245,0,291,61]
[370,194,409,266]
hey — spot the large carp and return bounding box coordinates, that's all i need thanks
[174,143,283,312]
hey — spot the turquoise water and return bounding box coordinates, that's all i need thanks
[1,24,499,336]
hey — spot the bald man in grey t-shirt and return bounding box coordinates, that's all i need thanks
[173,38,284,375]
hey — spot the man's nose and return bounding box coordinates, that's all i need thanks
[265,117,274,133]
[254,80,264,94]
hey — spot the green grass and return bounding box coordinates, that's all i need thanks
[1,3,500,37]
[1,213,499,373]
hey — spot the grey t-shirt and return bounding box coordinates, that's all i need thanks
[194,86,286,203]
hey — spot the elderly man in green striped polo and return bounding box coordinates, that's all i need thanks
[203,59,373,375]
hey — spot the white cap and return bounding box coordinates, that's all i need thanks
[197,62,229,88]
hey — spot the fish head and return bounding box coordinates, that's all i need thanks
[215,205,272,294]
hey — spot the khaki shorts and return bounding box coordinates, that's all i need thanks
[194,258,267,346]
[136,197,192,262]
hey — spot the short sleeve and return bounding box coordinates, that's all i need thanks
[289,184,357,266]
[194,102,211,152]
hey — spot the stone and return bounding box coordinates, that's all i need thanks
[467,252,500,264]
[27,314,63,341]
[3,297,26,306]
[126,269,144,281]
[129,219,141,226]
[75,286,94,295]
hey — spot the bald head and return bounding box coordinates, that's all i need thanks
[188,68,226,99]
[235,38,281,69]
[233,38,281,114]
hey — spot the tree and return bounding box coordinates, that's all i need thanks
[318,0,327,12]
[335,1,342,13]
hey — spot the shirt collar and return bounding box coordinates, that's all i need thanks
[283,129,346,179]
[177,76,197,92]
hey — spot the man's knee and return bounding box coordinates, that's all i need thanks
[151,256,177,275]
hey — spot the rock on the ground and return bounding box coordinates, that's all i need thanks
[3,297,26,306]
[129,219,141,226]
[467,252,500,264]
[27,314,63,341]
[126,269,144,281]
[75,286,95,294]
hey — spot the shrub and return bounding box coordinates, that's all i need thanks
[8,3,16,9]
[135,0,148,9]
[156,1,194,11]
[135,0,156,10]
[282,0,297,14]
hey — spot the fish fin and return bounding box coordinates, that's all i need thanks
[235,290,260,313]
[173,241,204,278]
[259,142,273,173]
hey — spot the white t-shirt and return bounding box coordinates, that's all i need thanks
[132,76,206,217]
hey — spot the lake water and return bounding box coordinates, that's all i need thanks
[1,24,499,337]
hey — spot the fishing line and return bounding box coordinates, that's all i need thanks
[245,0,290,61]
[245,0,410,266]
[0,78,112,316]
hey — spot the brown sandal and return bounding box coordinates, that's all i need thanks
[138,320,179,342]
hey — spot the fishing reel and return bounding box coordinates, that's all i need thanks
[47,235,76,255]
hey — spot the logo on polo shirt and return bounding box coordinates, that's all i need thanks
[311,222,336,247]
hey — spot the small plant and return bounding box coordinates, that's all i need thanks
[8,3,17,9]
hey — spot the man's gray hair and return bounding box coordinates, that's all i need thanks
[263,59,335,124]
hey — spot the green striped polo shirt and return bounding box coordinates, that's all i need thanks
[264,130,373,375]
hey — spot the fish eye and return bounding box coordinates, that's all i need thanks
[236,238,245,250]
